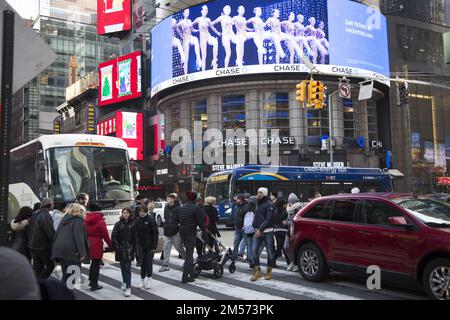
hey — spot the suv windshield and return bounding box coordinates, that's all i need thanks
[394,199,450,227]
[47,147,133,206]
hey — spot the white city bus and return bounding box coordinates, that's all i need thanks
[8,134,137,229]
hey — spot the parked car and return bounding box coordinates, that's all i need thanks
[290,193,450,300]
[154,201,166,227]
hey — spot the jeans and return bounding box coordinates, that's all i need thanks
[31,249,55,279]
[239,238,246,256]
[283,233,295,265]
[163,233,186,267]
[89,259,101,286]
[181,235,196,282]
[60,259,81,287]
[243,233,254,266]
[231,229,244,262]
[252,231,275,268]
[140,249,154,279]
[120,261,132,288]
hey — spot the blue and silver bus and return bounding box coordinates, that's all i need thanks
[205,165,393,226]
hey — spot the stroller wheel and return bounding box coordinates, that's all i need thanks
[229,262,236,274]
[214,265,224,278]
[193,263,201,278]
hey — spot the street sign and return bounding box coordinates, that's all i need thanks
[339,82,351,99]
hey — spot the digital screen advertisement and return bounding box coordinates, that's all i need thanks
[98,51,142,107]
[97,0,132,35]
[150,0,390,97]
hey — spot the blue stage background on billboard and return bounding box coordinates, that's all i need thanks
[150,0,389,94]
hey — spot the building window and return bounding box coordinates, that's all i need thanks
[367,100,378,142]
[169,105,180,130]
[343,99,355,139]
[222,95,245,130]
[307,109,329,138]
[262,92,290,137]
[192,100,207,132]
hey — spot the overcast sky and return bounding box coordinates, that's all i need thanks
[6,0,39,20]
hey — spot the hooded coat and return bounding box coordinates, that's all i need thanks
[10,219,30,258]
[84,212,112,260]
[111,216,136,262]
[51,214,90,263]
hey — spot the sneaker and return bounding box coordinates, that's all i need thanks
[287,263,294,271]
[159,266,170,272]
[292,266,299,272]
[121,282,127,291]
[145,277,152,290]
[124,288,131,297]
[138,278,145,289]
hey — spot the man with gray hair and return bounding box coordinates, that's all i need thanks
[27,198,56,279]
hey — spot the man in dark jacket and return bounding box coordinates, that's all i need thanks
[28,198,56,279]
[251,187,275,282]
[135,206,159,290]
[231,194,249,264]
[179,192,206,284]
[160,193,186,272]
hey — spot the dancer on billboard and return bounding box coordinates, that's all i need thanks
[294,14,313,60]
[247,7,267,65]
[212,5,236,68]
[233,5,252,67]
[193,5,221,71]
[172,18,186,69]
[265,9,287,64]
[316,21,330,64]
[304,17,328,64]
[281,12,310,64]
[177,9,201,74]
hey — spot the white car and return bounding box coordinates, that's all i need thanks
[154,201,166,227]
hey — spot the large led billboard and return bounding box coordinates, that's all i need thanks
[97,0,132,35]
[98,51,142,107]
[150,0,390,97]
[97,111,144,160]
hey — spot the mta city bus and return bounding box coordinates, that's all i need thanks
[9,134,136,229]
[205,165,393,226]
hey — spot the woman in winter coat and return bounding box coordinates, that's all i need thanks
[204,197,221,252]
[285,193,304,271]
[84,203,112,291]
[135,206,159,290]
[273,199,289,267]
[51,203,90,287]
[9,206,34,260]
[111,207,135,297]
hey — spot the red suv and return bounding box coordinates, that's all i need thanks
[290,193,450,300]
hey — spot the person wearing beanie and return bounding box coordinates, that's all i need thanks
[250,187,275,281]
[285,193,303,272]
[179,191,206,284]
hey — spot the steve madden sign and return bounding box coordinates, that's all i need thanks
[216,136,296,147]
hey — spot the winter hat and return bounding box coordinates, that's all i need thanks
[288,193,299,204]
[168,193,178,199]
[257,187,268,197]
[186,191,198,202]
[0,247,41,300]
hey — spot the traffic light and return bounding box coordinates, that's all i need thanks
[296,81,307,102]
[309,81,325,109]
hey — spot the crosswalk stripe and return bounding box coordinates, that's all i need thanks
[151,257,360,300]
[100,264,214,300]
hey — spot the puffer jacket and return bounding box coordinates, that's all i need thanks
[51,215,90,263]
[10,219,31,258]
[84,212,112,260]
[111,217,136,262]
[135,214,159,251]
[286,202,303,236]
[274,205,288,232]
[234,202,249,230]
[27,208,55,251]
[179,201,206,238]
[163,201,181,237]
[253,196,275,233]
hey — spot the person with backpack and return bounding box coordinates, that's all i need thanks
[160,193,186,272]
[111,207,136,297]
[9,206,34,260]
[243,196,257,269]
[135,206,159,290]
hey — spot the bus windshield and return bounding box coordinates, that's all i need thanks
[205,177,231,203]
[47,147,133,205]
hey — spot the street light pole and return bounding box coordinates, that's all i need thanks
[328,90,340,168]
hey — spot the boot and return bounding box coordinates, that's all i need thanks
[265,267,273,280]
[250,267,261,282]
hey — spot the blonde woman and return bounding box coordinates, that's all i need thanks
[52,203,90,287]
[204,196,220,252]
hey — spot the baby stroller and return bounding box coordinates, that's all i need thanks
[193,229,235,278]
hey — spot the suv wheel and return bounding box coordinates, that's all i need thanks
[297,243,328,282]
[423,258,450,300]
